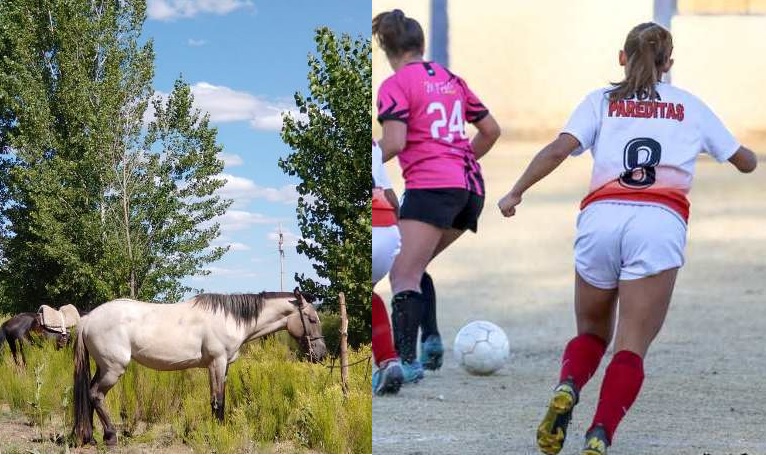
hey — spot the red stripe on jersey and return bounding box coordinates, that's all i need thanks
[373,188,397,227]
[580,182,689,222]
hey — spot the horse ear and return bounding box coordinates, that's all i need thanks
[293,287,302,301]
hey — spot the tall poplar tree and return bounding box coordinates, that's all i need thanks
[0,0,229,312]
[279,28,372,345]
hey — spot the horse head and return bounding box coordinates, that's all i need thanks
[286,287,326,363]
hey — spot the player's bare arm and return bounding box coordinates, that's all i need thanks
[498,133,580,217]
[471,113,501,160]
[380,120,407,162]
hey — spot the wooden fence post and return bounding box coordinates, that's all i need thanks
[339,292,349,397]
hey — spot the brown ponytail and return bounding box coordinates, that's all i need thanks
[609,22,673,102]
[372,9,425,58]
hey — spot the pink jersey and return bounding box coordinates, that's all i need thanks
[377,61,489,195]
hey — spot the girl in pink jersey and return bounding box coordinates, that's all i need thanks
[498,23,756,455]
[373,9,501,382]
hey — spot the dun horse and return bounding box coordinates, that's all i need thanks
[0,313,68,366]
[73,289,326,446]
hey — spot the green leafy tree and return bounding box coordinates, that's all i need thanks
[0,0,229,312]
[279,28,371,346]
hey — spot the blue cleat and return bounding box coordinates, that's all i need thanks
[419,335,444,370]
[373,359,404,396]
[401,360,425,383]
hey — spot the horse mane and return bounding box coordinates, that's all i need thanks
[192,292,296,326]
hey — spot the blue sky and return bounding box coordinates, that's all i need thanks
[141,0,369,295]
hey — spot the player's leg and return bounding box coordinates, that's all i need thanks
[418,271,442,370]
[372,292,404,395]
[582,205,685,454]
[388,219,443,382]
[566,274,617,388]
[419,192,483,370]
[418,229,464,371]
[371,225,404,394]
[390,189,474,381]
[418,229,463,355]
[538,203,622,455]
[583,268,677,452]
[372,224,400,367]
[537,274,616,455]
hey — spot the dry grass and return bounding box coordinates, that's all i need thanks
[0,332,372,453]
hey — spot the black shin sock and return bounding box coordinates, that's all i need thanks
[419,272,440,342]
[390,291,424,363]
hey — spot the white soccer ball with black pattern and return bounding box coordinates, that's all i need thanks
[453,320,510,375]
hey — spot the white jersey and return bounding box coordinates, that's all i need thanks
[563,82,740,222]
[372,141,392,190]
[372,140,400,282]
[373,140,396,228]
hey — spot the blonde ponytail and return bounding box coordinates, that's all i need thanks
[609,23,673,102]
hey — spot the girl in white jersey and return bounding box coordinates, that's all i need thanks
[372,140,405,395]
[498,23,757,455]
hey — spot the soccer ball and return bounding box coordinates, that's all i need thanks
[453,320,510,375]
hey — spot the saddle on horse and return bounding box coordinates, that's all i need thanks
[38,304,80,334]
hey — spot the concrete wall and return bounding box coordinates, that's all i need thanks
[672,15,766,140]
[372,0,766,141]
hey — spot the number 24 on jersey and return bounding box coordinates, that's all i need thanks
[428,101,468,143]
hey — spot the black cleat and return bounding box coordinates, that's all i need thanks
[580,425,609,455]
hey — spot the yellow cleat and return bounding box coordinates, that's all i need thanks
[580,425,608,455]
[537,380,577,455]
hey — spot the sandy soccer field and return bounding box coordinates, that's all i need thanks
[373,139,766,455]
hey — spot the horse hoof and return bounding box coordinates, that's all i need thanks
[81,436,96,447]
[104,431,118,446]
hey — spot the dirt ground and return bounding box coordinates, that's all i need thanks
[373,139,766,455]
[0,407,309,454]
[0,404,193,454]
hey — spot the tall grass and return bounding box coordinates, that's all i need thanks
[0,322,372,453]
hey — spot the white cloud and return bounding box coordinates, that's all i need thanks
[189,82,304,131]
[148,0,254,21]
[144,83,305,132]
[199,266,258,279]
[219,153,244,167]
[216,210,278,232]
[216,174,299,205]
[268,228,302,248]
[211,239,251,252]
[187,38,208,47]
[226,242,251,252]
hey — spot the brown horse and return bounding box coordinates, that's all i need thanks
[0,312,67,366]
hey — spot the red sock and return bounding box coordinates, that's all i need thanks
[559,333,607,391]
[589,350,645,444]
[372,292,398,366]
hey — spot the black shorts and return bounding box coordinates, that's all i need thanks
[400,188,485,232]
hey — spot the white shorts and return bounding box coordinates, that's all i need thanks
[574,202,687,289]
[373,225,400,284]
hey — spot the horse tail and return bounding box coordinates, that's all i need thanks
[72,324,93,446]
[0,326,6,355]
